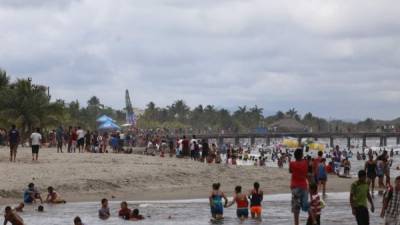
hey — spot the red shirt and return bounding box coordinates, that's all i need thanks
[310,194,322,215]
[290,160,309,190]
[119,208,131,219]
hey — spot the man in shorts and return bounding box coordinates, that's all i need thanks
[30,128,42,161]
[381,176,400,225]
[289,148,309,225]
[350,170,375,225]
[8,125,20,162]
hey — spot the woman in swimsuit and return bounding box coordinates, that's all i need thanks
[365,154,377,194]
[226,186,249,220]
[209,183,228,220]
[3,206,24,225]
[249,182,263,220]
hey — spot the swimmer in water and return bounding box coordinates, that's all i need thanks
[3,206,24,225]
[73,216,85,225]
[45,186,66,204]
[129,209,145,221]
[14,203,24,213]
[209,183,228,220]
[98,198,110,220]
[249,182,263,220]
[225,186,249,220]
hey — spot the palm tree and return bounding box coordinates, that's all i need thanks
[0,79,64,139]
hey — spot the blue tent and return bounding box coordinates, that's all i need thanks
[98,120,120,130]
[96,115,115,123]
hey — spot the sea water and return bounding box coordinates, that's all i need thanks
[12,193,384,225]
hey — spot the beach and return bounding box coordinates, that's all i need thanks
[0,146,355,205]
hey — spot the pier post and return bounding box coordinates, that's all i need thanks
[380,136,384,147]
[362,136,367,148]
[347,137,351,149]
[234,137,240,146]
[218,136,224,147]
[250,136,256,146]
[297,137,302,146]
[330,137,334,148]
[383,136,387,147]
[266,137,271,146]
[397,136,400,145]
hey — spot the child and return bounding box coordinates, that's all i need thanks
[129,209,145,221]
[307,183,323,225]
[14,203,24,213]
[73,216,85,225]
[380,176,400,225]
[37,205,44,212]
[23,183,43,204]
[317,158,328,197]
[45,186,66,204]
[225,186,249,220]
[98,198,110,220]
[209,183,228,220]
[118,201,131,220]
[3,206,24,225]
[249,182,263,220]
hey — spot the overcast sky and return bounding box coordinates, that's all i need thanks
[1,0,399,120]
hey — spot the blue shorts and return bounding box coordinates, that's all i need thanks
[211,204,223,215]
[236,208,248,218]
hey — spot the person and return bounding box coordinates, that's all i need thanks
[45,186,66,204]
[350,170,375,225]
[3,206,24,225]
[8,125,20,162]
[71,128,78,153]
[98,198,110,220]
[30,128,42,161]
[84,130,91,152]
[380,176,400,225]
[307,183,323,225]
[209,183,228,220]
[76,127,85,153]
[225,186,249,220]
[118,201,131,220]
[73,216,85,225]
[37,205,44,212]
[289,148,309,225]
[343,157,351,176]
[181,136,189,157]
[201,139,209,162]
[377,156,386,190]
[313,151,324,183]
[249,182,263,220]
[56,126,64,153]
[316,158,327,197]
[14,203,24,213]
[129,209,145,221]
[365,154,377,195]
[23,183,43,204]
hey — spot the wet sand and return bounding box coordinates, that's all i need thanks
[0,147,355,205]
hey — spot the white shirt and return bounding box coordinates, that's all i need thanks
[77,129,85,139]
[30,132,42,146]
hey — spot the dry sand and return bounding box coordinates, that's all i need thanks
[0,147,355,205]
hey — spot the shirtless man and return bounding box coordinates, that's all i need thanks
[3,206,24,225]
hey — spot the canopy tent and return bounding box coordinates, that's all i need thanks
[96,115,115,123]
[98,120,120,130]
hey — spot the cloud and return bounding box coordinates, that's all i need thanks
[0,0,399,120]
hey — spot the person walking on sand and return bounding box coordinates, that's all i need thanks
[290,148,309,225]
[8,125,20,162]
[226,186,249,220]
[30,128,42,161]
[350,170,375,225]
[56,126,64,153]
[209,183,228,220]
[3,206,24,225]
[316,158,328,197]
[380,176,400,225]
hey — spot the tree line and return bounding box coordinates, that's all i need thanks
[0,68,397,139]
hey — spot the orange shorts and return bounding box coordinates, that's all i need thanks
[250,206,262,215]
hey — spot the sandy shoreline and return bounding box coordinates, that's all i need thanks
[0,147,355,205]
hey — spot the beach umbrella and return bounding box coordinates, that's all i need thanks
[96,115,115,123]
[98,120,120,130]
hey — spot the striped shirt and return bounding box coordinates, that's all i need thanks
[385,189,400,219]
[310,194,322,215]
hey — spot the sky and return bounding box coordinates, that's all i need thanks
[1,0,400,120]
